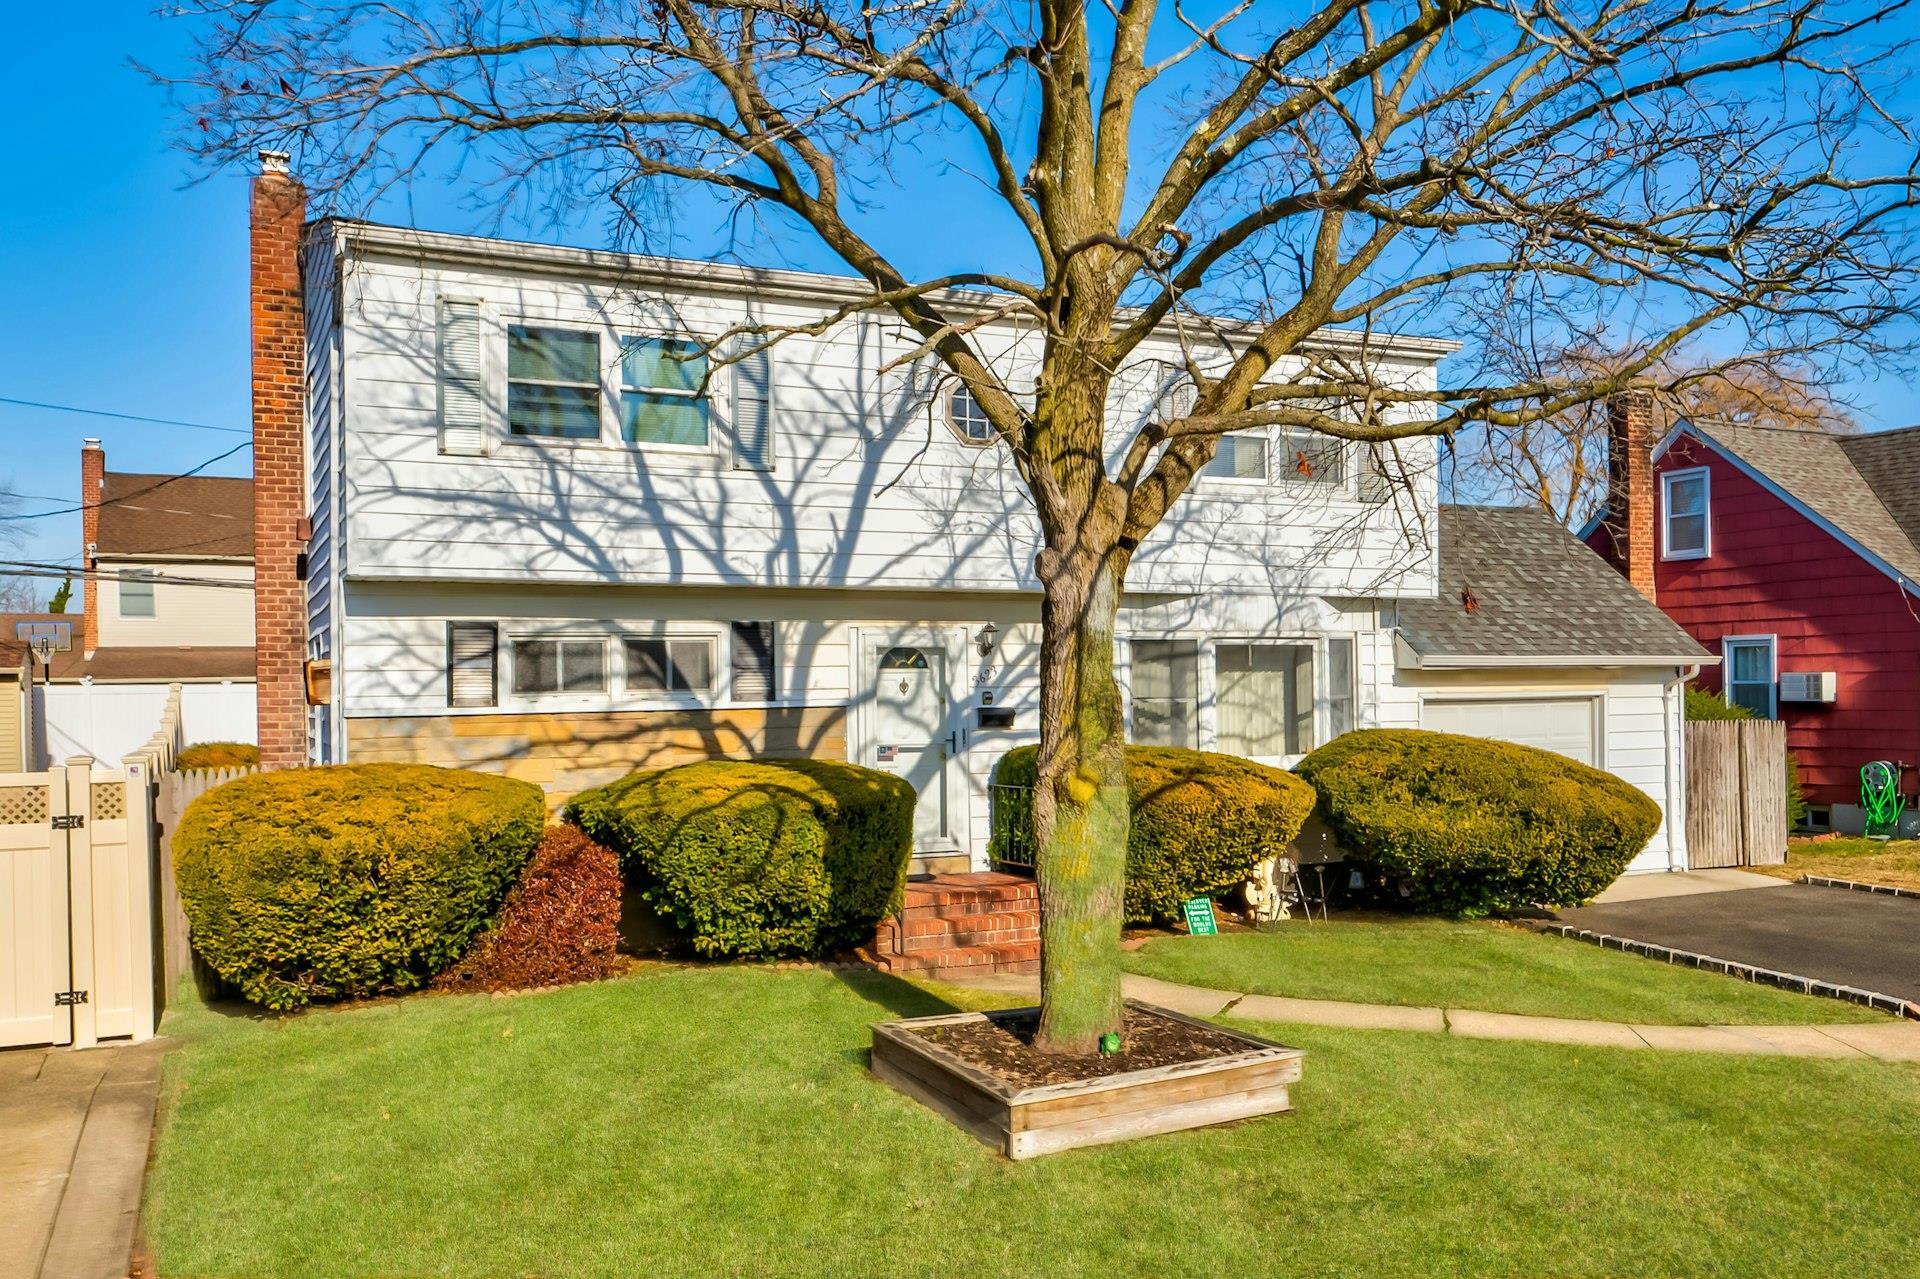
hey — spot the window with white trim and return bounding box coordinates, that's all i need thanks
[118,571,155,619]
[1201,432,1268,481]
[510,636,609,695]
[624,636,716,695]
[620,336,710,447]
[1216,642,1316,757]
[1130,640,1200,747]
[1724,636,1776,719]
[946,384,994,445]
[1277,428,1348,487]
[1327,636,1356,738]
[507,326,601,439]
[1662,467,1710,558]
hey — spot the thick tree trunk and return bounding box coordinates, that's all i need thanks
[1032,552,1130,1055]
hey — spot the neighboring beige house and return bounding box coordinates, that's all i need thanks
[31,444,258,766]
[0,614,64,772]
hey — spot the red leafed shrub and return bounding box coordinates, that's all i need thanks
[435,825,622,993]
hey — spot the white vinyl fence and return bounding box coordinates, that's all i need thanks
[34,680,255,772]
[0,683,255,1050]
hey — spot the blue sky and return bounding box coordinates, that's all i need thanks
[1,6,1912,607]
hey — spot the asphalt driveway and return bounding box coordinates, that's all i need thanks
[1552,881,1920,1006]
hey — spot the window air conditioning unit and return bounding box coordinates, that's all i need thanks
[1778,671,1837,703]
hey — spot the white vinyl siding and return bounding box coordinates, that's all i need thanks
[436,299,488,456]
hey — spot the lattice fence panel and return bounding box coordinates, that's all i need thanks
[92,782,127,822]
[0,785,49,826]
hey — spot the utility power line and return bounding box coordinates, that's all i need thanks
[0,395,249,435]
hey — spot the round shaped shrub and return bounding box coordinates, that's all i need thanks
[175,741,261,770]
[988,745,1316,923]
[1294,729,1661,917]
[567,759,913,958]
[173,764,545,1009]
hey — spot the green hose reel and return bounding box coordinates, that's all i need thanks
[1861,761,1904,840]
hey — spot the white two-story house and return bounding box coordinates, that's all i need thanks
[251,158,1708,876]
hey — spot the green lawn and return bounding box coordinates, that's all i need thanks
[146,965,1920,1277]
[1750,836,1920,893]
[1122,916,1885,1024]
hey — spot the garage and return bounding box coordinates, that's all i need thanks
[1421,695,1601,766]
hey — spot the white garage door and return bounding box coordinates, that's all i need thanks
[1421,697,1600,766]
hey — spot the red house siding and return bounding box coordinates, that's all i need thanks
[1597,432,1920,806]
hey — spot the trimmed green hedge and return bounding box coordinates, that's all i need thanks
[1295,729,1660,917]
[173,765,544,1009]
[567,759,913,958]
[174,741,260,770]
[988,745,1316,923]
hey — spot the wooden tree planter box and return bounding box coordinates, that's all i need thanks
[871,1001,1304,1160]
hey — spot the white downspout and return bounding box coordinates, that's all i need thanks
[1662,663,1700,872]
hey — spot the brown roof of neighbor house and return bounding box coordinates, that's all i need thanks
[1678,421,1920,585]
[1397,506,1712,666]
[45,646,255,683]
[0,612,71,669]
[96,472,254,559]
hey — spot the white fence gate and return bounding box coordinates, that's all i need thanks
[0,757,158,1049]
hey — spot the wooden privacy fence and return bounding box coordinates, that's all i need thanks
[1686,719,1788,868]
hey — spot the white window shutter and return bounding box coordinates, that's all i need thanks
[447,622,497,707]
[731,347,775,471]
[438,299,488,456]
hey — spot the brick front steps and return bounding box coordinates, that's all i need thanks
[871,872,1040,976]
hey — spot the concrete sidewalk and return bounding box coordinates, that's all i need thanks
[0,1040,169,1279]
[942,971,1920,1061]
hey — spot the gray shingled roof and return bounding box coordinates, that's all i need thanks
[1397,506,1711,666]
[1681,421,1920,585]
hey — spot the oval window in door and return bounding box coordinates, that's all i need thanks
[878,646,929,670]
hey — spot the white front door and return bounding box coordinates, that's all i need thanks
[866,640,960,854]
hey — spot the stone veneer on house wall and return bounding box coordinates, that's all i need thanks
[344,706,848,810]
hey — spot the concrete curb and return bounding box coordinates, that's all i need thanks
[927,969,1920,1059]
[1802,874,1920,902]
[1537,923,1920,1021]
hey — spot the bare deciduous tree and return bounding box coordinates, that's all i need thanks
[170,0,1918,1052]
[1465,341,1868,523]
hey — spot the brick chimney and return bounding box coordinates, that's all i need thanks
[251,150,309,768]
[1605,390,1658,602]
[80,438,103,656]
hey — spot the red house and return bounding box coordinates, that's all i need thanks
[1585,393,1920,833]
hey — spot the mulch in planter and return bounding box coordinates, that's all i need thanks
[910,1006,1250,1089]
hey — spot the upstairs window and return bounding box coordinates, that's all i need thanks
[1202,432,1268,481]
[118,571,156,619]
[1278,428,1348,487]
[507,326,601,439]
[621,336,710,447]
[946,384,994,446]
[1130,640,1200,747]
[1663,467,1710,559]
[511,637,608,695]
